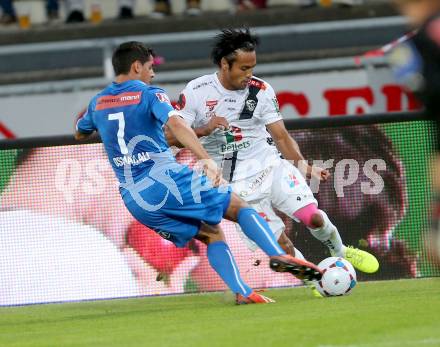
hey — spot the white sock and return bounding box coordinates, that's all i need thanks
[308,210,345,257]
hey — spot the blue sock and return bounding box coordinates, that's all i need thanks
[237,207,285,257]
[207,241,252,297]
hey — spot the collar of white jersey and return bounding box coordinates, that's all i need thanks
[213,72,248,95]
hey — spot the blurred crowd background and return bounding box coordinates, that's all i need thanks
[0,0,383,26]
[0,0,398,87]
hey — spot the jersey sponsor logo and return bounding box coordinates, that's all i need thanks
[248,78,266,90]
[220,126,250,154]
[192,81,213,90]
[225,126,242,142]
[113,151,151,167]
[239,166,272,197]
[96,92,142,110]
[175,93,186,110]
[156,93,171,104]
[205,100,218,111]
[284,173,300,189]
[246,99,257,112]
[220,141,250,154]
[205,111,216,119]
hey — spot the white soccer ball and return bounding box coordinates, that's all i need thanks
[315,257,357,297]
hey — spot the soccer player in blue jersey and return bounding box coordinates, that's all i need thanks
[75,41,322,304]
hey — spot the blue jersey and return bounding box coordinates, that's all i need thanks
[76,80,176,184]
[77,79,231,248]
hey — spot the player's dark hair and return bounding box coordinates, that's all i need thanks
[211,28,259,67]
[112,41,155,75]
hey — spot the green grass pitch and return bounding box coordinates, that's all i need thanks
[0,278,439,347]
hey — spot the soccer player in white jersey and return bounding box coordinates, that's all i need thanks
[166,28,379,278]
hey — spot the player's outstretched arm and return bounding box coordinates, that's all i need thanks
[267,120,329,181]
[164,115,229,148]
[267,120,305,163]
[74,107,96,141]
[166,115,222,186]
[194,115,229,137]
[166,115,212,160]
[164,125,184,148]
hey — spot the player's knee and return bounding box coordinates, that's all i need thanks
[225,193,249,222]
[205,229,225,244]
[310,212,324,229]
[196,224,225,245]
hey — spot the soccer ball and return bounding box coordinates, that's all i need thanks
[315,257,357,297]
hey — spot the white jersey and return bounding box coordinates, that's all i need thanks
[177,73,283,181]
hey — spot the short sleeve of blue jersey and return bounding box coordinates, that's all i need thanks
[76,102,96,134]
[148,87,174,125]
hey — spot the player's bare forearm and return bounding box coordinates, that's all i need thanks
[166,116,211,160]
[164,122,214,148]
[266,121,305,165]
[275,135,305,164]
[164,126,209,148]
[164,124,212,147]
[267,120,330,181]
[194,116,229,138]
[167,116,223,186]
[164,125,184,148]
[194,126,210,137]
[74,131,94,141]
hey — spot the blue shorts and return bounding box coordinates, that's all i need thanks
[121,165,232,247]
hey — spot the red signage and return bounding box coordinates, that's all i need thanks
[0,122,15,139]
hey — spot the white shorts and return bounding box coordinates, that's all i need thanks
[232,158,318,251]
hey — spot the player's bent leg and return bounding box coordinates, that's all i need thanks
[313,211,379,273]
[277,231,295,256]
[195,223,225,244]
[277,231,309,260]
[235,199,294,255]
[293,203,344,256]
[293,204,379,273]
[224,193,284,257]
[271,160,343,259]
[275,230,323,297]
[223,191,248,222]
[195,223,274,304]
[224,193,322,281]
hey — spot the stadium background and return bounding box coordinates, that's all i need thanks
[0,0,439,306]
[0,118,438,305]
